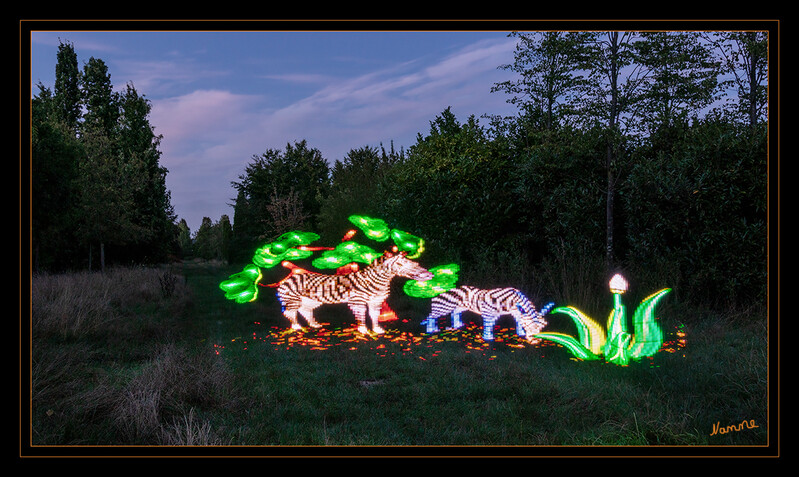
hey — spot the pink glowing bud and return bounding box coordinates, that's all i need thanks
[609,273,628,294]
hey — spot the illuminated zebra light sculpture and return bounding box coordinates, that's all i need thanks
[277,252,433,334]
[424,286,554,343]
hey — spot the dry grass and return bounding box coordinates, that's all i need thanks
[159,408,232,446]
[31,266,192,339]
[29,265,240,446]
[112,343,235,444]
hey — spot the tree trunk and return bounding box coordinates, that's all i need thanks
[100,242,106,273]
[605,32,620,271]
[606,152,615,270]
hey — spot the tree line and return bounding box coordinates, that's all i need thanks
[217,31,768,306]
[32,32,768,307]
[32,40,175,272]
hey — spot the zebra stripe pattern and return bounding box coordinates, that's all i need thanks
[424,286,553,342]
[276,252,433,334]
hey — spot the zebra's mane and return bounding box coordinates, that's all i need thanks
[369,251,404,268]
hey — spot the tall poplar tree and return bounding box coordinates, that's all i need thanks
[77,57,146,270]
[117,82,175,263]
[31,83,83,271]
[53,40,81,133]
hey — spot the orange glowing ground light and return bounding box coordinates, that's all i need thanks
[660,323,688,357]
[212,323,686,366]
[213,320,562,359]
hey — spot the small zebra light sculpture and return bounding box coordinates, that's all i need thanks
[276,252,433,334]
[423,286,554,343]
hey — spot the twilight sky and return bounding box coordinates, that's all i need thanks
[30,28,521,233]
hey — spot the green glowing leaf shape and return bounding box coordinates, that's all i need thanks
[628,288,671,359]
[271,230,321,253]
[550,306,606,355]
[252,245,284,268]
[403,263,460,298]
[390,229,424,257]
[311,241,379,269]
[348,215,391,241]
[312,252,350,269]
[534,332,601,361]
[283,248,313,260]
[251,230,320,268]
[219,264,262,304]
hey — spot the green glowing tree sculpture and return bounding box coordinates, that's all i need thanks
[533,274,671,365]
[219,215,458,304]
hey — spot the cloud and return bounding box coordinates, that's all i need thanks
[114,58,230,97]
[151,36,519,231]
[152,89,262,155]
[255,36,518,155]
[261,73,334,84]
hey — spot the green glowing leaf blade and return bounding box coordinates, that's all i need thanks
[551,306,606,355]
[252,254,283,268]
[252,245,286,268]
[253,231,320,262]
[606,296,627,339]
[629,288,671,359]
[604,331,632,365]
[276,230,321,246]
[340,241,379,263]
[535,332,600,361]
[403,280,435,298]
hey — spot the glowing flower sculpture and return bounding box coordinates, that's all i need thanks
[533,274,671,365]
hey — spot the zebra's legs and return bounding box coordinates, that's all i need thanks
[282,306,303,330]
[511,311,526,337]
[367,301,385,334]
[425,314,441,334]
[349,302,369,334]
[451,310,464,329]
[425,309,463,334]
[297,304,322,328]
[481,312,499,341]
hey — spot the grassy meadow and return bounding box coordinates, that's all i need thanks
[26,260,771,455]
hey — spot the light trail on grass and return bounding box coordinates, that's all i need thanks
[213,320,560,359]
[212,321,686,363]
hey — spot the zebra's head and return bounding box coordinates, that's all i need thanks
[381,252,433,281]
[516,295,554,344]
